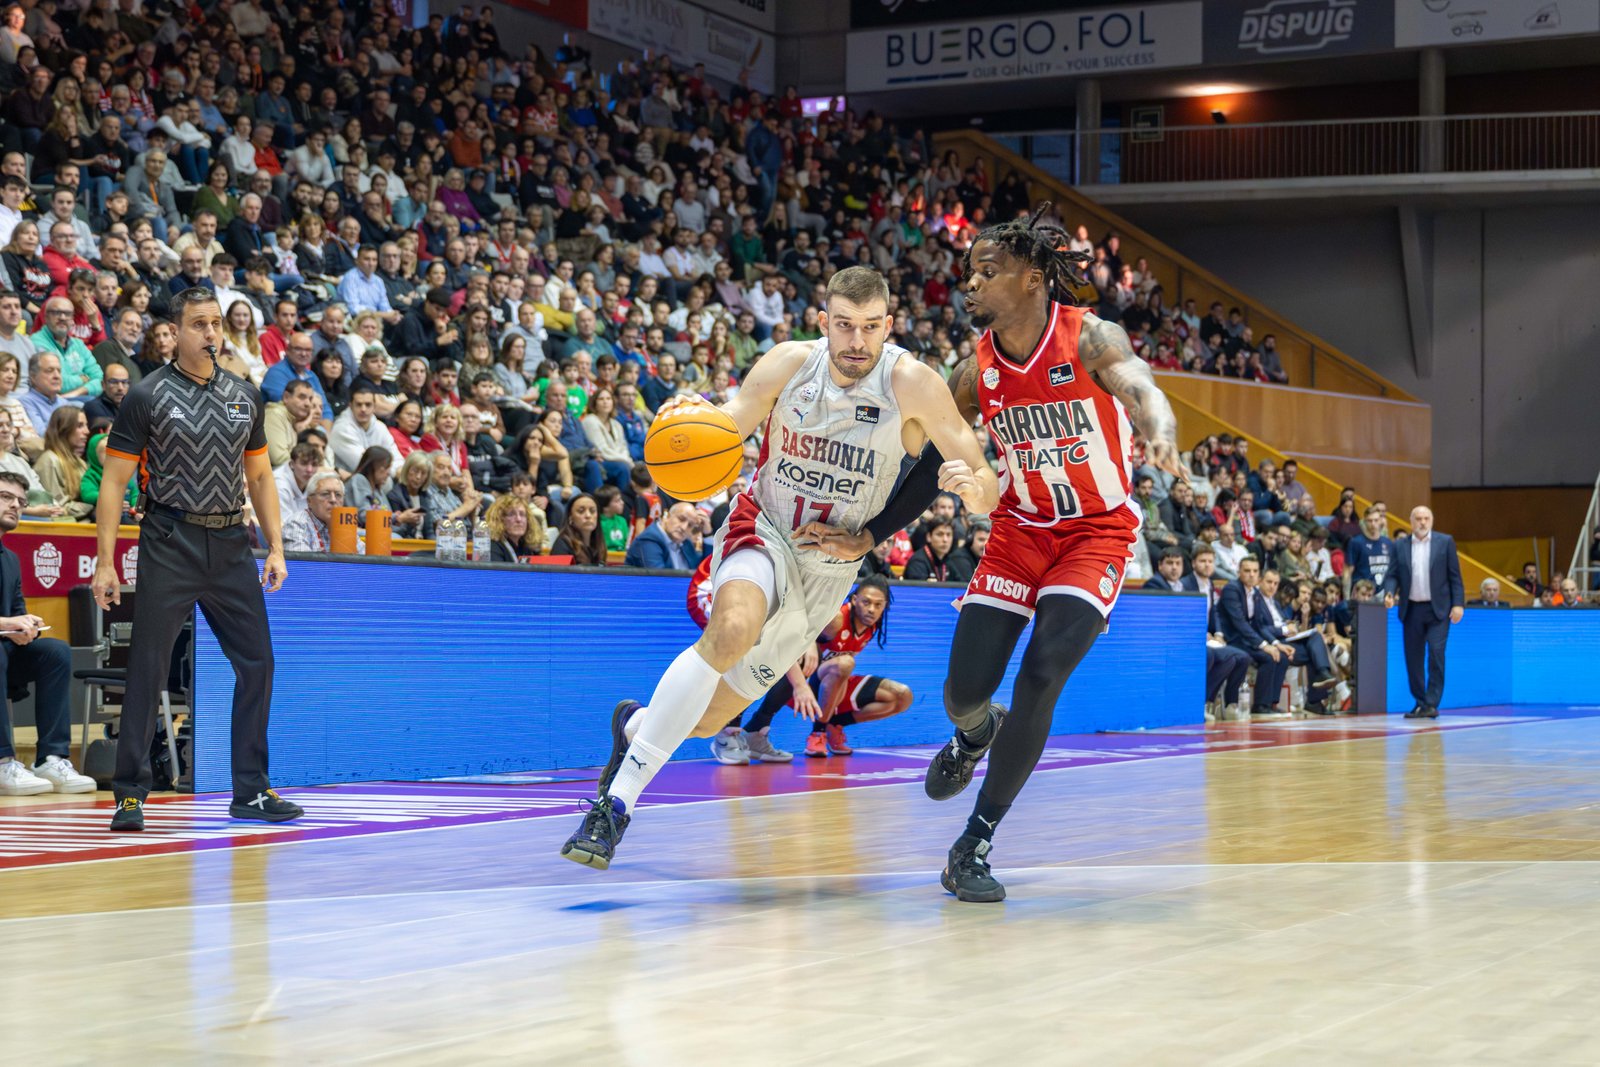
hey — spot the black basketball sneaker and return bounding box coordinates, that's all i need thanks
[560,795,631,869]
[942,833,1006,903]
[597,700,642,796]
[109,797,144,832]
[925,704,1007,801]
[230,789,305,822]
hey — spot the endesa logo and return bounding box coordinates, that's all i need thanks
[1237,0,1357,54]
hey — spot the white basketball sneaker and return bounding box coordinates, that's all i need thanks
[0,757,52,795]
[33,755,96,793]
[708,727,750,765]
[742,728,793,763]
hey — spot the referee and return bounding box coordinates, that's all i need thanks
[92,288,303,832]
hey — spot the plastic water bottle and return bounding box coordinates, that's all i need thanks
[1238,679,1253,711]
[440,519,462,561]
[472,518,490,562]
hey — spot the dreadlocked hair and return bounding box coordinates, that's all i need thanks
[851,573,893,648]
[962,199,1093,306]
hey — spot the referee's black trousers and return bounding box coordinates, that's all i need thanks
[113,514,274,801]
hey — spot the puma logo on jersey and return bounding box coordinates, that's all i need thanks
[979,575,1032,601]
[986,399,1003,408]
[1048,363,1076,386]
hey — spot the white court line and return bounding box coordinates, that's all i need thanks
[2,713,1588,877]
[6,857,1597,927]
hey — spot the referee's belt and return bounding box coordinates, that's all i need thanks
[149,502,246,529]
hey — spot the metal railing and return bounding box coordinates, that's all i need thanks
[1569,471,1600,592]
[1077,112,1600,185]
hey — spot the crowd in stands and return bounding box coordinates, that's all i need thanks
[0,0,1327,565]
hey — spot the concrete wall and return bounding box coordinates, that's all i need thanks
[1124,203,1600,489]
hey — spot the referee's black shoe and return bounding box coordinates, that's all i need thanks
[109,797,144,832]
[230,789,305,822]
[596,699,642,797]
[925,704,1006,801]
[942,833,1006,903]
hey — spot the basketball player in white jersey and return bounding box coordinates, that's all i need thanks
[561,266,999,869]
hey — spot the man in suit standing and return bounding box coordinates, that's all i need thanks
[1217,557,1290,720]
[1383,505,1464,719]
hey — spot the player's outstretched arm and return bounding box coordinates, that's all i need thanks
[1079,315,1185,480]
[898,357,999,516]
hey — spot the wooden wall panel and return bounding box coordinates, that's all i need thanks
[1156,375,1431,467]
[1433,487,1593,580]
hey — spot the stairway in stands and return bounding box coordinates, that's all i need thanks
[935,131,1522,602]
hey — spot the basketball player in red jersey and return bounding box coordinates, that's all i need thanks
[805,205,1185,901]
[930,206,1185,901]
[796,574,913,757]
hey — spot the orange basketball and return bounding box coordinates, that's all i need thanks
[644,402,744,502]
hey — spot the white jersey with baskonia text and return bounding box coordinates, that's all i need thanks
[751,339,907,566]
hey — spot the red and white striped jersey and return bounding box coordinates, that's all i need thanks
[975,303,1133,525]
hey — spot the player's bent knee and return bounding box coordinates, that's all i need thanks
[889,683,914,713]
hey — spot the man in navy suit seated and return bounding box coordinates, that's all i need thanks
[1142,547,1199,592]
[1216,557,1292,721]
[624,501,713,570]
[1194,544,1250,722]
[1257,568,1339,714]
[1383,505,1465,719]
[1468,577,1511,608]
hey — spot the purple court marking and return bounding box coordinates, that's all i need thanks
[2,706,1590,870]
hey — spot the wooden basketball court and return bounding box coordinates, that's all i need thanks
[6,708,1600,1064]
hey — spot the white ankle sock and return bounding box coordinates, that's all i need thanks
[607,646,724,809]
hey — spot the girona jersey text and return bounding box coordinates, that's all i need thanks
[975,302,1133,526]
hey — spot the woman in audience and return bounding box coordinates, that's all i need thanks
[493,335,538,406]
[511,412,568,508]
[314,348,351,416]
[194,162,240,227]
[220,299,266,383]
[293,213,335,282]
[31,407,91,520]
[345,447,393,525]
[550,492,605,565]
[117,280,155,332]
[4,221,52,319]
[579,386,630,492]
[1326,496,1362,548]
[0,352,39,454]
[484,492,546,562]
[345,311,394,379]
[387,451,434,539]
[0,408,59,517]
[388,399,427,459]
[396,357,430,409]
[420,403,468,471]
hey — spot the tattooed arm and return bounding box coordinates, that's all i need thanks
[1079,314,1185,480]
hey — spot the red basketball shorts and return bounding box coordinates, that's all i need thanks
[962,505,1142,618]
